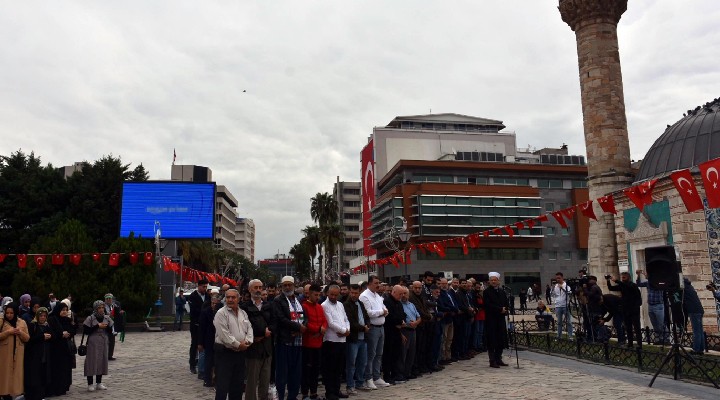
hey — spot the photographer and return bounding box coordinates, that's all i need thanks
[551,272,573,339]
[581,276,603,343]
[708,282,720,301]
[607,272,642,348]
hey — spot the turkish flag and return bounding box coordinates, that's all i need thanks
[525,219,536,230]
[514,222,525,231]
[699,158,720,208]
[17,254,28,268]
[129,252,139,264]
[162,256,172,271]
[483,231,490,237]
[51,254,65,266]
[34,255,46,269]
[468,234,480,248]
[70,254,82,266]
[598,195,617,215]
[0,254,6,263]
[579,200,598,221]
[551,211,568,228]
[459,237,468,255]
[92,253,101,262]
[405,249,413,264]
[670,169,704,212]
[624,179,657,211]
[560,207,576,221]
[536,214,549,223]
[432,243,446,258]
[390,254,399,268]
[143,252,154,265]
[504,225,515,238]
[108,253,120,267]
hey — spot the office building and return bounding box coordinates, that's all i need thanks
[333,180,361,271]
[235,217,256,262]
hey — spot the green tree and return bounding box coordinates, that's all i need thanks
[65,155,148,250]
[321,223,344,275]
[289,237,313,280]
[302,225,321,278]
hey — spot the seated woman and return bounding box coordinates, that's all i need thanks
[534,301,554,331]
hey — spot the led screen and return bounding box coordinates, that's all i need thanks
[120,182,216,239]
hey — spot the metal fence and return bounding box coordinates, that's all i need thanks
[510,320,720,384]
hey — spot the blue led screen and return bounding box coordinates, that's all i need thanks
[119,182,215,239]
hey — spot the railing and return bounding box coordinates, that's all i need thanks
[510,320,720,384]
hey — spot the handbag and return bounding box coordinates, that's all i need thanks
[78,330,87,356]
[69,336,78,355]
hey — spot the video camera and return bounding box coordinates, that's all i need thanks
[707,282,718,291]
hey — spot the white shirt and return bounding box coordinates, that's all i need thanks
[321,298,350,343]
[359,289,387,326]
[214,305,254,349]
[552,282,570,307]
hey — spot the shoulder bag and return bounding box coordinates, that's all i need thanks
[77,328,87,356]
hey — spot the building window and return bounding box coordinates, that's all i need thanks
[343,201,360,207]
[563,251,572,260]
[545,227,555,236]
[578,249,588,261]
[548,251,558,261]
[538,179,563,189]
[561,228,570,236]
[572,180,588,188]
[545,202,554,212]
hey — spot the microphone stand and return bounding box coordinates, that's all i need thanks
[503,285,520,368]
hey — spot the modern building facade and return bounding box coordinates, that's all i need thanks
[171,164,239,252]
[258,254,295,278]
[361,113,589,291]
[235,217,256,262]
[333,179,361,270]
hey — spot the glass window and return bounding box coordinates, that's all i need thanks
[578,249,588,261]
[545,202,554,212]
[561,228,570,236]
[456,177,469,184]
[572,180,588,188]
[564,251,572,260]
[548,251,558,260]
[439,176,453,183]
[545,227,555,236]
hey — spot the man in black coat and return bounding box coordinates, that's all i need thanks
[188,279,209,374]
[483,272,509,368]
[243,279,274,400]
[607,272,642,348]
[437,278,459,364]
[344,284,370,394]
[452,279,472,360]
[382,285,407,384]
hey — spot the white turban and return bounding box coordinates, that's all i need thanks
[488,272,501,279]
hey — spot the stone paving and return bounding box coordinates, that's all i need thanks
[64,331,718,400]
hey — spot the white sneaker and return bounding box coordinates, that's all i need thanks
[96,383,108,390]
[373,378,391,387]
[88,384,96,392]
[364,379,377,390]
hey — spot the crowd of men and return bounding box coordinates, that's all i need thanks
[186,271,513,400]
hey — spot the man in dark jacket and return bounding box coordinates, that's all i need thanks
[243,279,274,400]
[682,278,705,355]
[437,278,458,364]
[344,284,370,394]
[382,285,407,384]
[409,281,432,375]
[188,279,209,374]
[582,276,604,343]
[484,272,509,368]
[198,295,220,387]
[607,272,642,348]
[272,276,305,400]
[452,279,473,360]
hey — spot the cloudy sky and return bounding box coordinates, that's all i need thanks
[2,1,719,260]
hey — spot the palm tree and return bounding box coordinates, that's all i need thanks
[321,223,344,275]
[310,192,338,227]
[302,225,321,278]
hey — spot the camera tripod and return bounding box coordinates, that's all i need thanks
[648,291,719,388]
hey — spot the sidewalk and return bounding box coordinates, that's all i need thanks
[65,331,717,399]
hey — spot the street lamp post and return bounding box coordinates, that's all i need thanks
[383,216,411,280]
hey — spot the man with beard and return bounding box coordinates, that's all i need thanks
[483,272,509,368]
[243,279,274,400]
[607,272,642,349]
[322,285,351,399]
[198,294,221,388]
[408,281,431,375]
[213,289,253,400]
[437,278,458,364]
[301,284,327,400]
[273,276,306,400]
[344,284,370,394]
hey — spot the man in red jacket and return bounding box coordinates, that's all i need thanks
[301,284,327,400]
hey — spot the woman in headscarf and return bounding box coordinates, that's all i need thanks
[83,300,113,392]
[18,294,31,322]
[0,302,30,400]
[47,302,77,396]
[22,296,42,325]
[24,307,53,400]
[0,297,13,319]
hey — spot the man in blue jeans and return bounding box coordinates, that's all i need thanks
[359,276,390,389]
[344,284,369,394]
[551,272,573,339]
[636,269,668,344]
[680,278,705,355]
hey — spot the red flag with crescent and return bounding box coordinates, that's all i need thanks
[92,253,102,262]
[70,254,82,265]
[624,179,657,211]
[699,158,720,208]
[129,252,139,264]
[34,255,46,269]
[670,169,703,212]
[17,254,28,268]
[504,225,514,238]
[597,195,617,215]
[108,253,120,267]
[143,252,154,265]
[525,219,536,230]
[550,211,568,229]
[51,254,65,266]
[579,200,597,221]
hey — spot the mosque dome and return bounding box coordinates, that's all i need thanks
[635,98,720,182]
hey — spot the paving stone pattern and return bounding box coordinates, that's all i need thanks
[66,331,705,399]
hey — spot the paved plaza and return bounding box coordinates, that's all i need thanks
[64,331,718,400]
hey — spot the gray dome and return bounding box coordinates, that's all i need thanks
[635,98,720,182]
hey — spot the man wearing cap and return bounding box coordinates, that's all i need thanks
[483,272,509,368]
[103,293,124,361]
[272,276,306,400]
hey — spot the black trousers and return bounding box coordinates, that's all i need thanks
[382,329,403,382]
[322,341,345,398]
[623,309,642,347]
[451,318,467,358]
[488,346,503,363]
[108,332,116,359]
[189,323,199,367]
[214,347,246,400]
[414,324,427,373]
[424,320,436,369]
[301,347,321,396]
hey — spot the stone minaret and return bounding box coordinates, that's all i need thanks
[559,0,633,280]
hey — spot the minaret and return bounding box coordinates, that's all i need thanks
[559,0,633,280]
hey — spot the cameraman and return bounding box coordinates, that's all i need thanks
[607,272,642,348]
[551,272,573,339]
[582,276,603,343]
